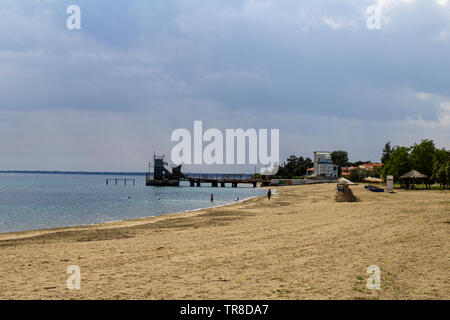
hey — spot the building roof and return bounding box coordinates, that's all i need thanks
[399,170,429,179]
[359,163,383,167]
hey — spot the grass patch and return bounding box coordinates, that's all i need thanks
[276,288,292,297]
[394,184,449,191]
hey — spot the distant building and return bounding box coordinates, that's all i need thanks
[341,166,358,176]
[313,151,338,177]
[341,163,383,177]
[359,163,383,172]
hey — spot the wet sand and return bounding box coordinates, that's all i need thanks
[0,183,448,299]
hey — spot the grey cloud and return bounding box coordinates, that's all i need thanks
[0,0,448,170]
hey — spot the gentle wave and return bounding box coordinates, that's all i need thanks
[0,173,266,233]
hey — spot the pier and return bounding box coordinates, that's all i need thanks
[106,178,136,186]
[184,174,269,188]
[145,155,270,187]
[145,172,269,187]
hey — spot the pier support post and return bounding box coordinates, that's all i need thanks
[232,183,237,188]
[212,181,218,187]
[190,180,195,187]
[221,182,225,188]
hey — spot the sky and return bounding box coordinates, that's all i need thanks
[0,0,449,172]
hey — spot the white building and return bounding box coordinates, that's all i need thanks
[313,151,338,177]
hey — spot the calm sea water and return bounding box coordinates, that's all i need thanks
[0,173,265,233]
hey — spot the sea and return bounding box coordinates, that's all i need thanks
[0,172,266,234]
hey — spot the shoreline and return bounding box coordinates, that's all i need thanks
[0,189,270,241]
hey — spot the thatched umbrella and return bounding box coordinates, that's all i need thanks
[336,178,358,202]
[399,170,430,189]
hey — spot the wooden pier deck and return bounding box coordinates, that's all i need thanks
[145,173,270,187]
[184,174,269,188]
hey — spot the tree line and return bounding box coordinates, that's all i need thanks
[274,151,371,179]
[273,139,449,189]
[381,139,449,188]
[274,155,313,178]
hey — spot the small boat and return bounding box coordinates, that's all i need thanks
[365,185,384,192]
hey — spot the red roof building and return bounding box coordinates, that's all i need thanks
[341,166,358,176]
[359,163,383,171]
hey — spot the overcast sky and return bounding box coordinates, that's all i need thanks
[0,0,449,172]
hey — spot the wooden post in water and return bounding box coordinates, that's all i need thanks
[106,178,136,186]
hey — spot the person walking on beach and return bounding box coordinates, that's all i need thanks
[267,189,272,201]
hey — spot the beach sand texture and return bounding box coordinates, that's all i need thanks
[0,183,448,299]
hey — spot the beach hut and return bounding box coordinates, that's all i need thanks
[399,170,430,190]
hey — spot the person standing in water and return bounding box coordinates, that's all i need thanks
[211,193,214,202]
[267,189,272,201]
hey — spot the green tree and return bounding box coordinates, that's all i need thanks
[284,155,299,177]
[275,155,313,178]
[432,151,450,188]
[381,141,392,164]
[331,151,348,176]
[409,139,436,177]
[348,168,364,182]
[367,166,381,178]
[347,160,368,167]
[381,146,411,180]
[433,148,448,166]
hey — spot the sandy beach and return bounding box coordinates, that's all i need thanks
[0,183,448,300]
